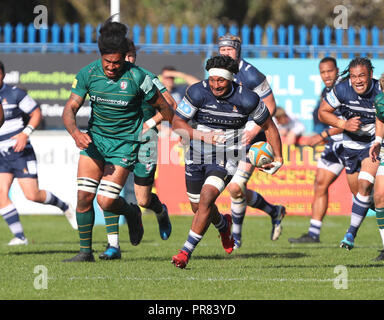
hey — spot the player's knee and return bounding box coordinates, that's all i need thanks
[374,187,384,207]
[227,182,243,199]
[23,191,40,202]
[358,171,375,194]
[77,190,95,212]
[136,196,151,208]
[313,180,329,195]
[190,202,199,213]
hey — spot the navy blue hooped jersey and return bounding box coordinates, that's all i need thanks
[0,84,38,150]
[176,80,270,164]
[325,78,381,150]
[234,59,272,99]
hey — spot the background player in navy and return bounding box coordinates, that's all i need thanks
[0,61,77,246]
[289,57,346,243]
[218,34,285,248]
[0,101,4,127]
[171,55,282,269]
[319,57,381,250]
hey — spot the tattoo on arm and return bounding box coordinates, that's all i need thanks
[63,93,85,135]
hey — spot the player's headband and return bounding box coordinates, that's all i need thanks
[218,39,241,51]
[208,68,234,81]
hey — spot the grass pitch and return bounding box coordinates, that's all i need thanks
[0,213,383,301]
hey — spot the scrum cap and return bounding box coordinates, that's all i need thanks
[218,33,242,59]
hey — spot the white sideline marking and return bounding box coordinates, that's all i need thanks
[66,276,384,282]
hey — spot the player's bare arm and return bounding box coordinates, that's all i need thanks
[262,92,277,116]
[260,116,283,174]
[12,107,42,152]
[370,117,384,161]
[319,99,361,131]
[261,116,283,162]
[309,127,344,147]
[62,92,92,150]
[172,114,225,145]
[148,90,174,123]
[142,91,177,134]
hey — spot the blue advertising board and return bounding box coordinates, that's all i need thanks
[246,58,384,134]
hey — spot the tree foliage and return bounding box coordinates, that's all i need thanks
[1,0,384,28]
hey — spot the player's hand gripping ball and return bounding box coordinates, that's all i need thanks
[248,141,274,167]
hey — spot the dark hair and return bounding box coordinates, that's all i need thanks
[161,66,177,73]
[341,57,374,79]
[205,55,239,74]
[0,61,4,74]
[319,57,337,68]
[97,17,129,55]
[126,38,137,54]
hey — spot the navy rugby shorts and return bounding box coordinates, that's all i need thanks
[0,144,38,178]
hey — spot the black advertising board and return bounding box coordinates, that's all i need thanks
[0,52,205,129]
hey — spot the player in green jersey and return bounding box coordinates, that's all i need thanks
[62,19,174,262]
[369,74,384,261]
[99,40,178,260]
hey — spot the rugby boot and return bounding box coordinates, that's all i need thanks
[125,205,144,246]
[340,232,355,250]
[219,214,234,254]
[99,244,121,260]
[156,204,172,240]
[288,233,320,243]
[172,250,189,269]
[63,251,95,262]
[271,205,286,241]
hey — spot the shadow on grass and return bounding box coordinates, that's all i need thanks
[194,252,308,261]
[266,263,384,269]
[5,250,79,255]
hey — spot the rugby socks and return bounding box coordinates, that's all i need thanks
[214,214,229,233]
[182,230,203,257]
[347,193,371,237]
[0,204,26,240]
[103,211,120,248]
[231,197,247,240]
[375,207,384,248]
[308,219,322,240]
[77,208,95,253]
[43,191,69,212]
[247,190,278,220]
[147,193,164,215]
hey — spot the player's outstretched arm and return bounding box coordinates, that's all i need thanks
[62,92,91,150]
[319,99,361,132]
[12,107,42,152]
[260,116,283,174]
[143,90,177,134]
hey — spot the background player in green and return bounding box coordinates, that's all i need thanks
[62,18,174,262]
[99,39,177,260]
[369,74,384,261]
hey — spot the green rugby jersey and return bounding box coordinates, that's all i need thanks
[71,59,157,141]
[136,65,166,125]
[375,91,384,122]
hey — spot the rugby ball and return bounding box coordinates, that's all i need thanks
[248,141,274,167]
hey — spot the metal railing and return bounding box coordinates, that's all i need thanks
[1,23,384,58]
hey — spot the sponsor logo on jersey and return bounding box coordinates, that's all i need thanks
[349,100,360,104]
[72,79,78,89]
